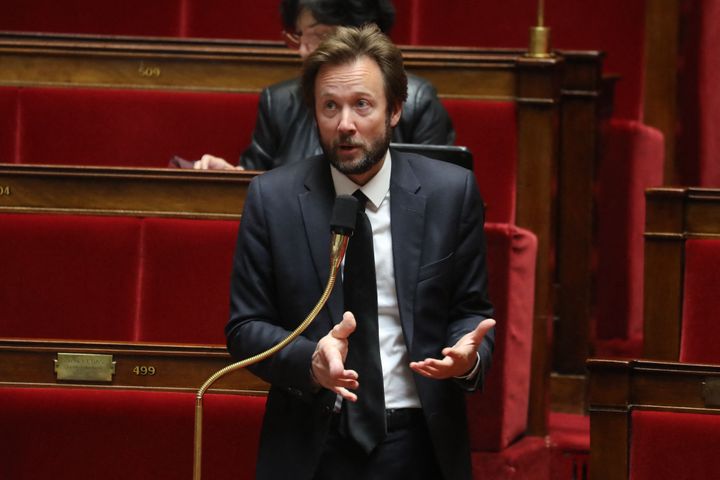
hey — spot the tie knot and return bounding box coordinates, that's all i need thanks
[353,190,369,212]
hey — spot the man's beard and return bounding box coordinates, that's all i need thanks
[321,117,392,176]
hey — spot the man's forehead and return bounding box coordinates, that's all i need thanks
[316,57,383,94]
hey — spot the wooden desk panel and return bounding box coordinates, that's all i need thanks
[0,164,253,219]
[643,187,720,359]
[0,338,269,394]
[587,358,720,480]
[0,33,521,98]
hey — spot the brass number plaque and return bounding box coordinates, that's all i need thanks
[132,365,156,376]
[55,353,116,382]
[0,185,10,196]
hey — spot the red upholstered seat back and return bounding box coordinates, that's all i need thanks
[467,223,537,451]
[14,87,258,168]
[0,213,141,341]
[594,119,664,355]
[395,1,647,120]
[0,87,18,164]
[0,0,183,37]
[442,99,518,224]
[139,217,239,344]
[679,239,720,363]
[0,387,265,480]
[0,213,239,345]
[387,0,413,45]
[629,410,720,480]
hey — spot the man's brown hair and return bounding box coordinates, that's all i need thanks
[301,24,408,116]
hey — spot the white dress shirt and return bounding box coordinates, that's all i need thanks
[331,151,422,409]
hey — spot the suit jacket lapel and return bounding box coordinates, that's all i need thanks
[390,152,425,350]
[298,157,344,327]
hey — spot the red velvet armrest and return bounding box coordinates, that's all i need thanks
[467,223,537,451]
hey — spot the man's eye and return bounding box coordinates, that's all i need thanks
[357,99,369,108]
[324,101,336,110]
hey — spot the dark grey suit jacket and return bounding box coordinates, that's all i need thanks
[226,150,494,480]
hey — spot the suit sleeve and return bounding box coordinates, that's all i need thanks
[239,88,278,171]
[447,171,495,392]
[225,178,318,398]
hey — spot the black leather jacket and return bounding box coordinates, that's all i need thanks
[239,74,455,170]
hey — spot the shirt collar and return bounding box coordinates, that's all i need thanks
[330,150,391,210]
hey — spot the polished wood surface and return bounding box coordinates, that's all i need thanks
[643,0,681,184]
[0,338,269,394]
[550,373,588,414]
[643,187,720,359]
[588,358,720,480]
[554,52,605,375]
[0,164,253,219]
[0,32,522,98]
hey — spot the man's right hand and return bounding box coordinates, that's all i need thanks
[311,312,359,401]
[193,154,244,170]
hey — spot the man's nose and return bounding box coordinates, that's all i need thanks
[337,107,356,134]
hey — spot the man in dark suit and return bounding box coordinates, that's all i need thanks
[226,24,495,480]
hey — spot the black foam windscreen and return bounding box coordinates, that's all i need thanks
[330,194,358,235]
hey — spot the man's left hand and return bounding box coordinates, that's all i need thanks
[409,318,496,379]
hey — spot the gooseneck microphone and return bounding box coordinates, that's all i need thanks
[192,195,358,480]
[329,194,359,271]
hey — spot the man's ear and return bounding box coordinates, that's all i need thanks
[389,101,402,127]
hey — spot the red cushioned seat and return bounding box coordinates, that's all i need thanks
[442,99,518,224]
[468,223,536,452]
[0,386,265,480]
[139,217,240,345]
[548,412,590,480]
[16,87,258,168]
[0,87,19,164]
[594,119,664,357]
[629,410,720,480]
[0,0,183,37]
[0,213,141,341]
[679,239,720,363]
[472,436,550,480]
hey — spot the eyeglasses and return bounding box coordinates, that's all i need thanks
[281,27,333,51]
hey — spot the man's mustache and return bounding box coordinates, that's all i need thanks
[334,135,364,148]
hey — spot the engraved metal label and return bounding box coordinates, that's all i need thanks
[703,378,720,407]
[54,353,116,382]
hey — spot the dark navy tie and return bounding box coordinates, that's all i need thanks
[340,190,386,454]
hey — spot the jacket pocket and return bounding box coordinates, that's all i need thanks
[417,252,454,282]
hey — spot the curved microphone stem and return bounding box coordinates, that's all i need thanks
[193,233,350,480]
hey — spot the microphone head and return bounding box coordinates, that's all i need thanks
[331,194,358,235]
